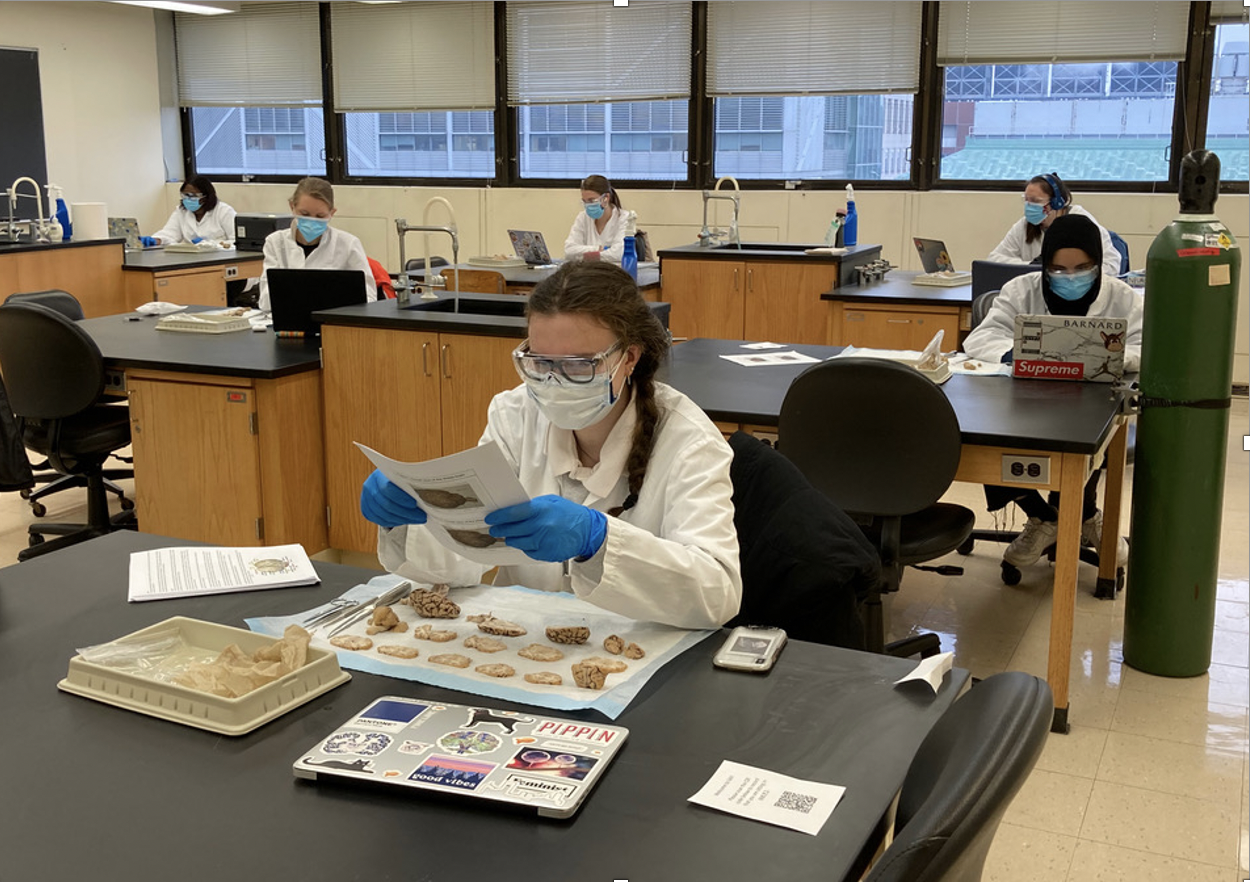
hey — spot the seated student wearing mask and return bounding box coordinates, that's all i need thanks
[965,213,1143,571]
[140,176,236,247]
[256,176,374,312]
[563,175,637,266]
[360,262,741,630]
[988,172,1121,279]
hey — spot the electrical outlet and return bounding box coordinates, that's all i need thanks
[225,265,239,279]
[1001,454,1051,485]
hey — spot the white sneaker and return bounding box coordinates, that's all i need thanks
[1004,517,1059,567]
[1082,510,1129,569]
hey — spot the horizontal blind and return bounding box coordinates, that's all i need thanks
[331,2,495,112]
[175,3,321,107]
[1210,0,1250,23]
[708,1,922,97]
[507,1,691,106]
[937,1,1190,65]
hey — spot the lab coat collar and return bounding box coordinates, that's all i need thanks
[547,398,638,503]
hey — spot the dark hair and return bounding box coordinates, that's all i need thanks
[527,262,668,515]
[580,174,622,210]
[181,175,218,212]
[1024,172,1072,244]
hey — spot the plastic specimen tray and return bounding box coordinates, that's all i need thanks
[155,313,251,334]
[58,616,351,736]
[468,255,527,268]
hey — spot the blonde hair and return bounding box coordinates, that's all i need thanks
[290,177,335,210]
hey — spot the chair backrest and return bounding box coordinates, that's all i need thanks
[441,268,506,295]
[727,431,881,649]
[970,289,1002,331]
[404,257,449,275]
[779,358,962,517]
[1107,230,1130,275]
[864,672,1053,882]
[970,260,1034,299]
[0,303,106,420]
[367,257,396,299]
[4,289,85,321]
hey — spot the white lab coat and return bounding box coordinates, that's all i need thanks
[378,382,743,630]
[151,202,236,245]
[256,225,375,311]
[563,207,637,265]
[988,205,1122,279]
[963,271,1144,371]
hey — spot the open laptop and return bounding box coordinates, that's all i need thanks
[266,268,367,335]
[108,217,162,251]
[508,230,554,266]
[292,695,628,819]
[912,237,972,286]
[1012,314,1128,383]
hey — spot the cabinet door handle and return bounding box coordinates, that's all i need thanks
[747,268,753,293]
[733,268,739,292]
[887,319,912,324]
[422,341,432,377]
[441,343,451,378]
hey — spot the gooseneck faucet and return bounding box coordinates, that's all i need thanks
[699,176,740,247]
[7,177,49,243]
[396,197,460,302]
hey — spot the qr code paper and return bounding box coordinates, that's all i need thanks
[774,790,818,814]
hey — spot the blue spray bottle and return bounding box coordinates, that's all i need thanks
[843,184,858,247]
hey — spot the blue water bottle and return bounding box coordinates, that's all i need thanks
[843,184,858,247]
[622,235,638,280]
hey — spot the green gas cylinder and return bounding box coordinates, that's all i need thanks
[1124,150,1242,677]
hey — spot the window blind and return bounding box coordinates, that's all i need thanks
[506,1,691,106]
[175,2,321,107]
[937,1,1190,65]
[331,2,495,112]
[1210,0,1250,23]
[707,1,922,97]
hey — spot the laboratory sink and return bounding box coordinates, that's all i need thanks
[401,295,527,318]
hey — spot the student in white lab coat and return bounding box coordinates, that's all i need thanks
[563,175,637,265]
[360,262,742,630]
[988,172,1121,279]
[140,176,236,247]
[966,214,1142,572]
[256,177,374,312]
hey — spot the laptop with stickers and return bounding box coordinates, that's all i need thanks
[508,230,554,266]
[1011,314,1128,382]
[292,695,629,819]
[109,217,162,251]
[912,237,972,286]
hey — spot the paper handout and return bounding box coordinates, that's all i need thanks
[893,651,954,693]
[128,544,319,602]
[688,760,845,835]
[356,442,533,565]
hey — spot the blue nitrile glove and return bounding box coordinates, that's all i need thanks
[360,469,427,528]
[140,236,158,247]
[485,495,607,563]
[191,236,204,244]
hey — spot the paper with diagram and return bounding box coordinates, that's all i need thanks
[356,442,532,565]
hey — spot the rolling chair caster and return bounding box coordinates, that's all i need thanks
[1000,561,1022,586]
[29,501,46,518]
[19,487,31,500]
[119,497,135,512]
[28,533,44,548]
[957,536,975,556]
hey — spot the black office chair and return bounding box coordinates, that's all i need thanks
[1108,230,1131,275]
[779,358,975,658]
[404,257,449,275]
[863,672,1053,882]
[970,260,1035,300]
[3,290,135,518]
[727,431,881,650]
[0,302,137,560]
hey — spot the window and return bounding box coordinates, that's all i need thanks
[707,2,920,182]
[176,3,325,177]
[936,1,1189,182]
[1208,19,1249,182]
[507,2,692,181]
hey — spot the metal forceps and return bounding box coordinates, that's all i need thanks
[326,581,414,638]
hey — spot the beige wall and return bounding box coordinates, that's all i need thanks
[8,2,1248,383]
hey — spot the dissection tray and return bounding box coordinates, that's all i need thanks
[58,616,351,736]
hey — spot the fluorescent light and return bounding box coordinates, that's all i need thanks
[114,1,239,14]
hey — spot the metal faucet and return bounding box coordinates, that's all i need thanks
[699,176,740,247]
[395,197,460,301]
[6,177,48,243]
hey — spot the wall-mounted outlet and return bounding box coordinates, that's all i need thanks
[1001,454,1051,485]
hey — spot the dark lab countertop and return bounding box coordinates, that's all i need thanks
[122,248,264,272]
[0,236,126,255]
[658,242,883,262]
[821,270,974,305]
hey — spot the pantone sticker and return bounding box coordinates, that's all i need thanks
[409,755,496,791]
[1210,264,1231,286]
[354,699,429,730]
[486,774,580,807]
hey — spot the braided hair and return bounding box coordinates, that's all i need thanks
[527,262,669,517]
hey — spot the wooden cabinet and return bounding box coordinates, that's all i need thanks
[322,325,521,553]
[828,303,964,350]
[0,242,126,317]
[123,259,262,310]
[127,368,328,550]
[660,259,746,340]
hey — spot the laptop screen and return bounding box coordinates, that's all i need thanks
[508,230,552,265]
[913,238,956,274]
[266,268,368,335]
[1011,314,1128,382]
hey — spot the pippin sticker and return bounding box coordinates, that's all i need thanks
[1209,264,1231,286]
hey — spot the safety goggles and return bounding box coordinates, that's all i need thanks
[512,338,624,384]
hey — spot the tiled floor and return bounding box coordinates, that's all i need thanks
[2,401,1245,882]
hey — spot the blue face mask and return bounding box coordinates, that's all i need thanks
[296,216,329,241]
[1024,202,1047,225]
[182,196,202,212]
[1047,268,1097,301]
[584,200,605,220]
